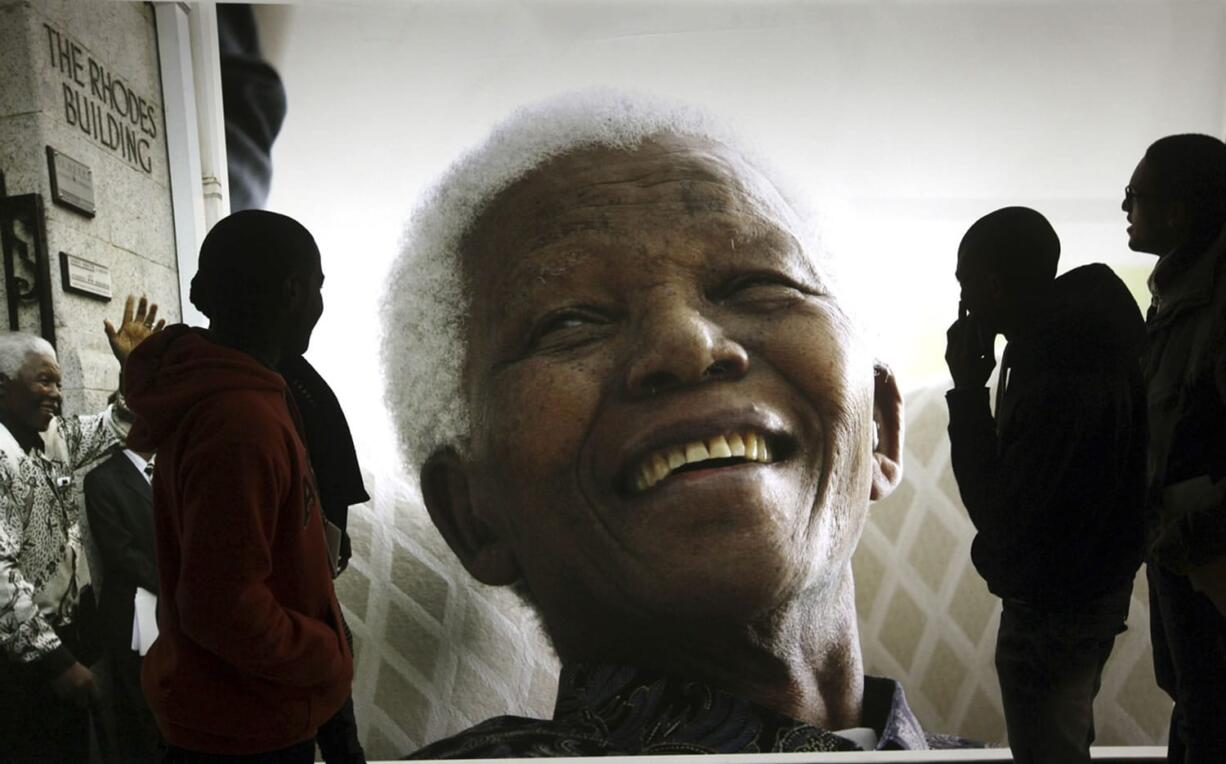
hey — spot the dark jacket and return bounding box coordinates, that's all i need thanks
[946,263,1148,608]
[1144,229,1226,572]
[84,450,156,653]
[125,325,352,755]
[277,355,368,572]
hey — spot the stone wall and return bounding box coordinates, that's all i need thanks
[0,0,179,414]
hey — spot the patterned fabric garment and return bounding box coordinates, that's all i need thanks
[0,410,125,665]
[408,663,982,758]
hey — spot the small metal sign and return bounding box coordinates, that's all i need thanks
[46,146,95,217]
[59,252,112,301]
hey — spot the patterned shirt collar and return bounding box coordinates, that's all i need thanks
[552,663,930,752]
[406,662,979,758]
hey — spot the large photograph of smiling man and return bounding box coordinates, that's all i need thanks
[379,91,978,756]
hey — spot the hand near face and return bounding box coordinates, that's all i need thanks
[104,294,165,364]
[945,304,996,390]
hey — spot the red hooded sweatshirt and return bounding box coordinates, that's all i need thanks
[125,325,352,755]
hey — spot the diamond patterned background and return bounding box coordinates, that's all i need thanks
[854,385,1174,748]
[339,384,1173,760]
[333,475,559,759]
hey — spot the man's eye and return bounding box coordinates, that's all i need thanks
[720,273,808,303]
[540,313,587,332]
[527,309,611,350]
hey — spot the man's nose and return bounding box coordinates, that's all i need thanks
[625,303,749,397]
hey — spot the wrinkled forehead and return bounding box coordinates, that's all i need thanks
[23,351,59,372]
[461,134,814,285]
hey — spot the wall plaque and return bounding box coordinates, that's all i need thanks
[46,147,96,217]
[59,252,111,300]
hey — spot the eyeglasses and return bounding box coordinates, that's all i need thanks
[1123,185,1159,208]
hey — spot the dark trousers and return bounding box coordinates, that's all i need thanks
[0,624,91,764]
[316,612,366,764]
[994,585,1130,764]
[163,739,315,764]
[1148,563,1226,764]
[96,648,162,764]
[316,695,364,764]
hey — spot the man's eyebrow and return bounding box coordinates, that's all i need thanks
[728,225,829,283]
[499,241,605,289]
[729,225,800,253]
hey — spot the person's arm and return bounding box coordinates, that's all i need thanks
[941,304,1119,552]
[0,457,99,707]
[53,296,165,472]
[0,463,77,672]
[48,411,123,474]
[83,468,158,594]
[173,441,344,687]
[1186,322,1226,616]
[945,384,1099,550]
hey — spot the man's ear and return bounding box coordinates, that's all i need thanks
[869,362,904,502]
[281,273,306,307]
[420,448,521,586]
[986,272,1006,303]
[1166,200,1190,236]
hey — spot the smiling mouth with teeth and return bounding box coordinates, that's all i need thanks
[631,431,774,492]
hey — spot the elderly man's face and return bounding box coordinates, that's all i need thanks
[431,136,900,642]
[0,351,62,434]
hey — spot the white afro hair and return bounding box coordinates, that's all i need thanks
[0,332,55,379]
[380,89,830,474]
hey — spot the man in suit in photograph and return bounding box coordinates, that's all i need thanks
[85,447,160,764]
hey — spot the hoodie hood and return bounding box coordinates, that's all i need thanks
[1008,263,1146,372]
[125,325,286,451]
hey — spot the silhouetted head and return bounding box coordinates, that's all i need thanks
[189,210,325,360]
[956,206,1060,336]
[1124,134,1226,256]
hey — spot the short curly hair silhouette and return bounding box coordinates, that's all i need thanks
[189,209,320,326]
[958,206,1060,293]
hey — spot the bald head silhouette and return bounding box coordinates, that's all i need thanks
[190,209,320,324]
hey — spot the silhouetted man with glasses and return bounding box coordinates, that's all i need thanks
[1123,133,1226,764]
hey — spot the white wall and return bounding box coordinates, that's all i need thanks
[262,0,1225,476]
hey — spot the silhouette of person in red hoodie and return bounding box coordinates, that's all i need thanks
[125,210,352,763]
